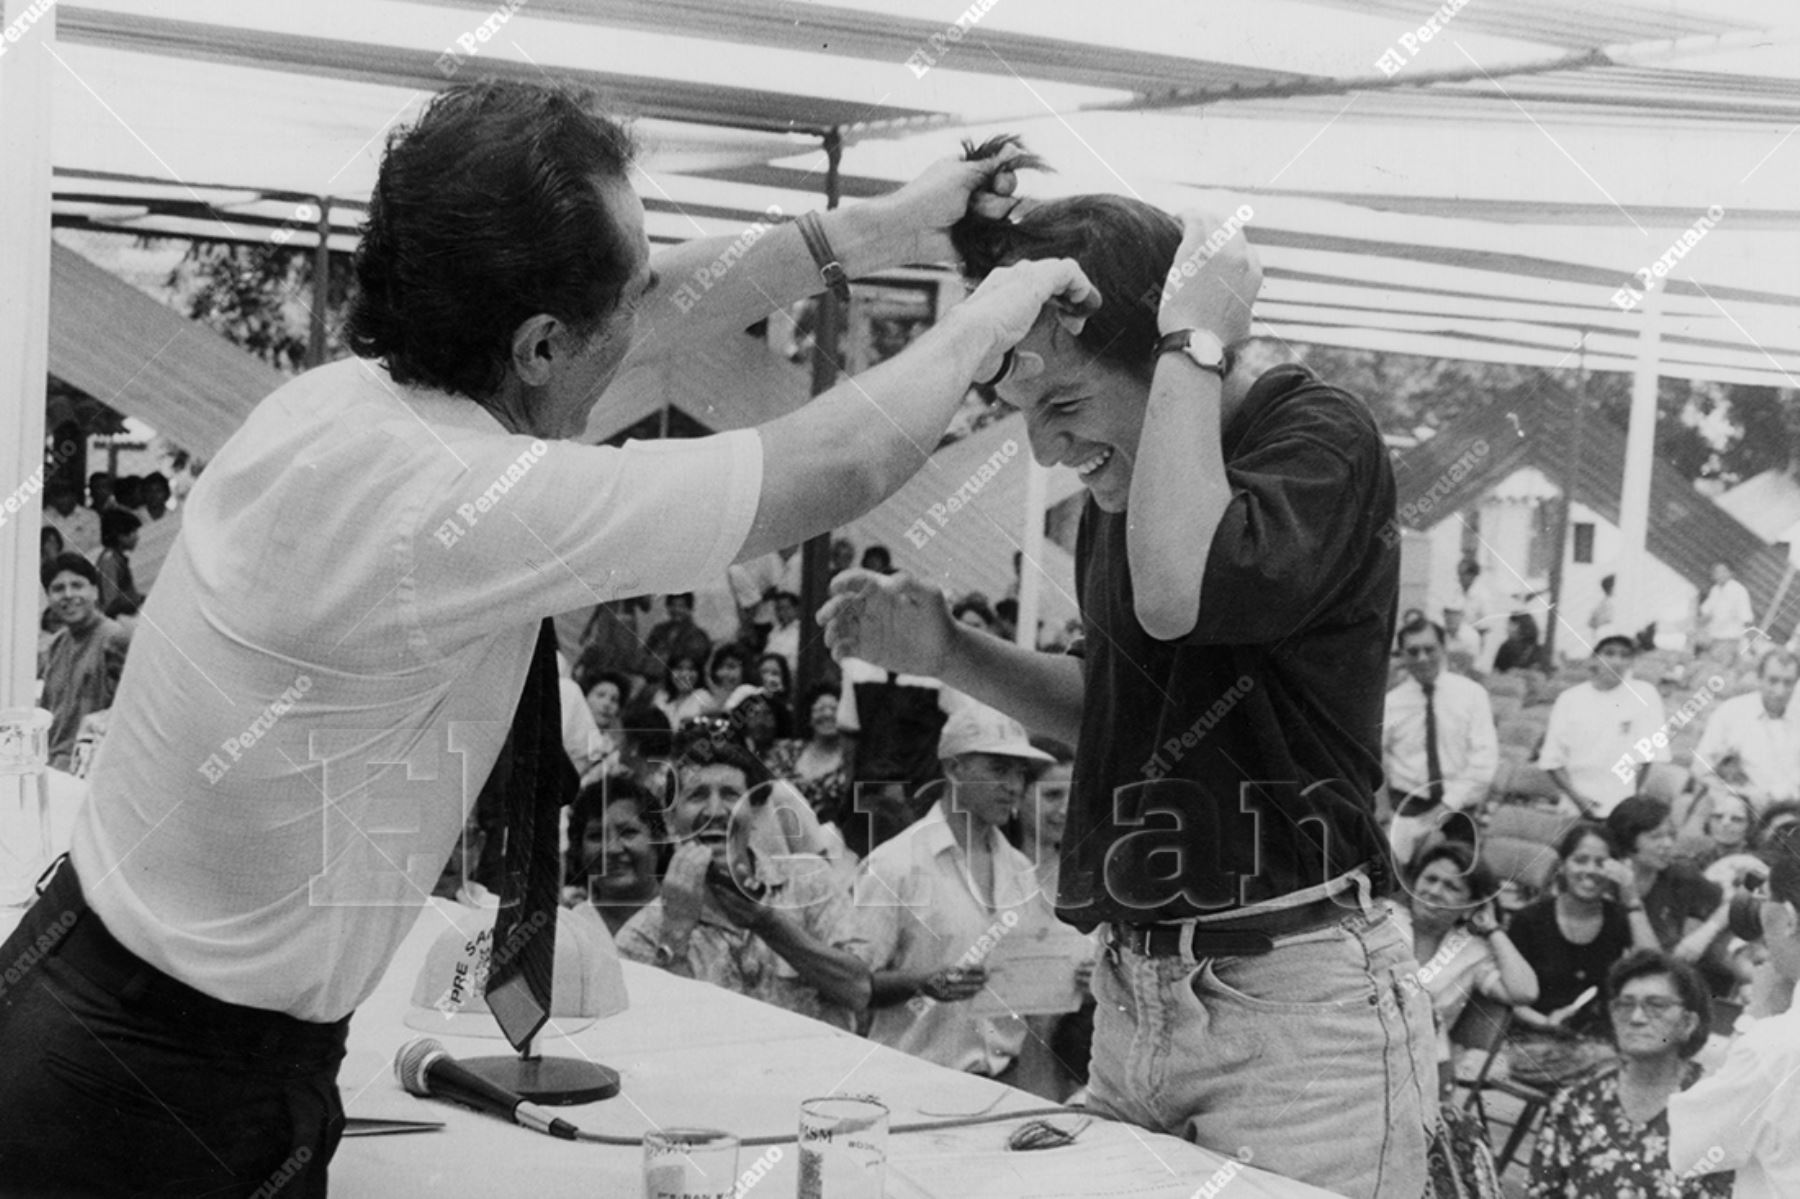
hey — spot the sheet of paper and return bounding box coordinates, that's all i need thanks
[967,914,1096,1017]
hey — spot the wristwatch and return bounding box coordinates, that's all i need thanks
[1154,329,1230,379]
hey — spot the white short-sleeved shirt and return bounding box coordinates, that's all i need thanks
[69,358,762,1022]
[852,803,1032,1075]
[1701,579,1755,642]
[1667,1004,1800,1198]
[1538,678,1668,817]
[1693,691,1800,803]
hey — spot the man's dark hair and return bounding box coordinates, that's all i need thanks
[1397,617,1446,648]
[955,193,1181,378]
[861,545,893,573]
[1758,801,1800,850]
[1607,949,1713,1059]
[670,722,772,791]
[41,551,100,592]
[1759,823,1800,908]
[1604,796,1671,859]
[343,80,638,401]
[99,507,140,548]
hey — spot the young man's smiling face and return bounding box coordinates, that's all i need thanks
[995,312,1151,514]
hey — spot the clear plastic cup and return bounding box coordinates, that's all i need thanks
[642,1127,739,1199]
[796,1095,888,1199]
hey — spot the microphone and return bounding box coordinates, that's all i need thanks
[394,1038,579,1141]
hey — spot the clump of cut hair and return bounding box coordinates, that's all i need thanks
[344,80,638,401]
[950,135,1180,377]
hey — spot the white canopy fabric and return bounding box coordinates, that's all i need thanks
[38,0,1800,386]
[9,0,1800,703]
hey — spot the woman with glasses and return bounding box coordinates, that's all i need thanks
[1527,949,1732,1197]
[1507,823,1661,1086]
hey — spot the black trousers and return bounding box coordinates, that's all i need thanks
[0,860,348,1198]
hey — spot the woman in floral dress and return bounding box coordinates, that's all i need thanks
[1527,949,1732,1198]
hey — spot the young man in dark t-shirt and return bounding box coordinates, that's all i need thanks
[822,194,1431,1198]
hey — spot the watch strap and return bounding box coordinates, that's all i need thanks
[796,211,852,302]
[1154,329,1229,378]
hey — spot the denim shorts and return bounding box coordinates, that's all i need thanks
[1087,903,1434,1199]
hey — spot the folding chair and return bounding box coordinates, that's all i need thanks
[1450,994,1556,1176]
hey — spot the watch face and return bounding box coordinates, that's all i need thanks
[1183,332,1227,373]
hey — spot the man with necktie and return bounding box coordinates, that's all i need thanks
[1382,617,1499,868]
[0,80,1096,1196]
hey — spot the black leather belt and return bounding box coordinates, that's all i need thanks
[1110,894,1354,959]
[35,858,348,1064]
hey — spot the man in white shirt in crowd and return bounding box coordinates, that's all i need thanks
[1692,649,1800,808]
[1382,618,1498,866]
[726,542,801,642]
[0,80,1096,1197]
[1440,558,1502,671]
[1668,830,1800,1197]
[763,589,801,674]
[1699,562,1756,662]
[853,704,1051,1079]
[1539,634,1669,819]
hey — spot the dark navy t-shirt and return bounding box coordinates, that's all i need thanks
[1058,364,1399,929]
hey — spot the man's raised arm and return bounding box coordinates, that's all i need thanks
[628,153,1027,366]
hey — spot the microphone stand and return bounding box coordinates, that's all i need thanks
[463,1030,621,1106]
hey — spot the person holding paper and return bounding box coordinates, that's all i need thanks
[822,188,1433,1197]
[852,704,1051,1077]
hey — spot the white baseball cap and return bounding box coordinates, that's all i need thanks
[937,702,1054,763]
[404,901,629,1037]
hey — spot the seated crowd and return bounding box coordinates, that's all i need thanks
[34,468,186,774]
[1376,559,1800,1193]
[423,539,1095,1106]
[46,508,1795,1182]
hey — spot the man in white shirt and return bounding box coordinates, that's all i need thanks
[853,704,1051,1077]
[1382,618,1498,866]
[1439,558,1503,671]
[1668,834,1800,1197]
[1699,562,1756,661]
[727,543,802,640]
[1692,650,1800,806]
[763,589,801,673]
[0,81,1096,1196]
[1539,634,1669,818]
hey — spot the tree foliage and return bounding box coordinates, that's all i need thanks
[165,240,356,375]
[1294,343,1794,488]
